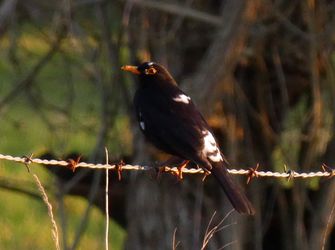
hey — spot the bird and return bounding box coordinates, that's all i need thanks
[121,61,255,215]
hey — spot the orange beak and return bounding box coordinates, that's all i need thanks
[121,65,141,75]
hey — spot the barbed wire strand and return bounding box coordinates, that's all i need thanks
[1,153,335,180]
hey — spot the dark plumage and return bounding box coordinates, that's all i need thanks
[121,62,255,215]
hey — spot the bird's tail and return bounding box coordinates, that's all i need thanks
[210,161,255,215]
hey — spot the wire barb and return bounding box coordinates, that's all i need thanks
[246,163,260,184]
[1,153,335,180]
[115,160,125,181]
[22,154,34,173]
[322,164,335,178]
[67,156,81,172]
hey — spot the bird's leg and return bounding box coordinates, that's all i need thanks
[202,169,211,182]
[155,156,179,179]
[155,156,188,179]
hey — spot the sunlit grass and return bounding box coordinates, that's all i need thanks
[0,164,125,250]
[64,196,125,250]
[0,27,128,249]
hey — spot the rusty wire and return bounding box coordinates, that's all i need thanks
[0,153,335,181]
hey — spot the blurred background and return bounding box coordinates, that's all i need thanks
[0,0,335,249]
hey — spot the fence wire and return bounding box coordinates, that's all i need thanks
[0,153,334,181]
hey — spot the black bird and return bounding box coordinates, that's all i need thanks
[121,62,255,215]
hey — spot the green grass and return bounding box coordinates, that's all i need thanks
[0,28,128,249]
[0,168,126,249]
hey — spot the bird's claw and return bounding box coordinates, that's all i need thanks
[172,166,183,181]
[202,169,211,182]
[172,160,190,181]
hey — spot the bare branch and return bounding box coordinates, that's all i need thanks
[125,0,222,26]
[0,23,67,112]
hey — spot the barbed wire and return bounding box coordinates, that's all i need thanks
[0,153,334,181]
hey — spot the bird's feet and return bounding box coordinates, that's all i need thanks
[155,157,190,181]
[173,160,190,181]
[202,169,211,182]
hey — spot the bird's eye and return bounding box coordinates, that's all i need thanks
[145,67,157,75]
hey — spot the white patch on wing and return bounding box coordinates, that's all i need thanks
[147,62,154,66]
[202,130,223,162]
[139,112,145,130]
[140,121,145,130]
[173,94,191,104]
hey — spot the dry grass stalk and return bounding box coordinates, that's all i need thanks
[201,210,236,250]
[32,173,60,250]
[321,200,335,250]
[172,227,180,250]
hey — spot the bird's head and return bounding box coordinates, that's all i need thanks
[121,62,177,85]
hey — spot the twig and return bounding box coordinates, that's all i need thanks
[0,22,67,112]
[127,0,222,26]
[217,240,237,250]
[201,210,236,250]
[105,147,110,250]
[321,199,335,250]
[0,177,43,200]
[0,0,17,37]
[172,228,180,250]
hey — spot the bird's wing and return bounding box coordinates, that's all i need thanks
[134,86,209,162]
